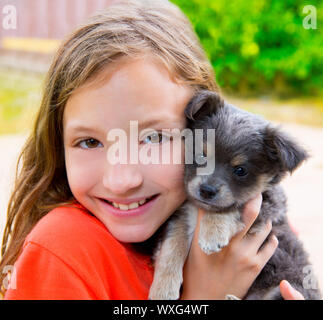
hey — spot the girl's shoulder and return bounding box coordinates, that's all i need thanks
[8,203,154,299]
[7,203,154,299]
[24,203,121,262]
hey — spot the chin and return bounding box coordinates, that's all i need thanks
[111,225,155,243]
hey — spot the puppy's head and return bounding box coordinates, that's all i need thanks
[184,90,309,212]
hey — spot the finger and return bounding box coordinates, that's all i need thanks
[194,208,205,237]
[197,207,205,220]
[234,194,262,240]
[256,234,278,268]
[249,220,273,254]
[279,280,305,300]
[189,208,206,256]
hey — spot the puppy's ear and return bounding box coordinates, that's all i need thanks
[264,125,309,173]
[184,90,223,121]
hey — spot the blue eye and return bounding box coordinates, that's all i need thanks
[142,132,170,144]
[233,166,248,177]
[78,138,103,149]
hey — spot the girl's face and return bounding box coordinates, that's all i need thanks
[63,57,193,243]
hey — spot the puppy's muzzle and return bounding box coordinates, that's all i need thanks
[199,183,218,200]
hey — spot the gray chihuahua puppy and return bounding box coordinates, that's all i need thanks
[149,90,321,300]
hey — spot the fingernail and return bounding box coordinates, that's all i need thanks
[251,194,262,212]
[282,280,291,289]
[256,193,263,207]
[271,234,279,245]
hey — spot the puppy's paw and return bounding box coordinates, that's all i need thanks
[149,287,180,300]
[149,274,182,300]
[198,232,230,255]
[198,237,227,254]
[149,286,180,300]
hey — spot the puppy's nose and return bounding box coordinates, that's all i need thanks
[199,183,218,200]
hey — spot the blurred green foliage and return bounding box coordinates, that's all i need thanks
[1,1,323,135]
[172,0,323,97]
[0,70,42,135]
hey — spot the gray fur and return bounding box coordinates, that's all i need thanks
[149,90,321,300]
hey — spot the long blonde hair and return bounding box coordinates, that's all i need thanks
[0,0,218,296]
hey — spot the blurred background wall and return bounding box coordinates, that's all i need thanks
[1,0,322,97]
[0,0,116,72]
[0,0,114,39]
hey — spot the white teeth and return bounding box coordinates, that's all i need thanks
[108,197,152,211]
[119,204,129,211]
[128,202,139,209]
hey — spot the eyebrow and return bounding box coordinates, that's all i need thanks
[65,118,183,134]
[138,118,183,130]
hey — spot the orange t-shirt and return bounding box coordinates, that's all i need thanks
[4,203,154,300]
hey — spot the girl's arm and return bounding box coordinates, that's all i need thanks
[181,194,279,299]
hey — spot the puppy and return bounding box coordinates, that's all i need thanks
[149,90,321,300]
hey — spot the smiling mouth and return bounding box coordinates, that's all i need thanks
[99,194,159,211]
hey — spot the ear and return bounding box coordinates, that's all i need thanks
[264,125,309,173]
[184,90,224,121]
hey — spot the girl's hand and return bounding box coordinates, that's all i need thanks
[181,194,279,300]
[279,280,305,300]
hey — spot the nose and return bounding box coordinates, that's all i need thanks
[102,163,143,195]
[199,183,218,200]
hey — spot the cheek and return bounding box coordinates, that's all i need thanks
[142,142,185,188]
[149,162,185,191]
[65,149,103,195]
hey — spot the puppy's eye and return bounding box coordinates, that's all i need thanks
[233,166,248,177]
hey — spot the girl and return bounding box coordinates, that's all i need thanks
[0,0,304,300]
